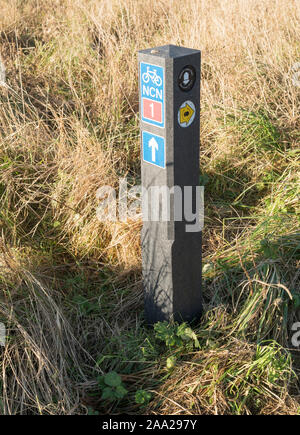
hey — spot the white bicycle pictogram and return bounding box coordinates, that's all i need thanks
[142,67,162,87]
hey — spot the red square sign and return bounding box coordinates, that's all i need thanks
[142,98,162,124]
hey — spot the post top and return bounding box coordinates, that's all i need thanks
[138,44,200,59]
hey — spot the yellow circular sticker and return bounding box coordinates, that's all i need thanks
[178,100,196,128]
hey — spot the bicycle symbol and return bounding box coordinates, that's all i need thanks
[142,66,162,87]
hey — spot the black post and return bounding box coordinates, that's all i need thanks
[139,45,202,325]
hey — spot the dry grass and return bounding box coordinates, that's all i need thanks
[0,0,299,414]
[149,338,299,415]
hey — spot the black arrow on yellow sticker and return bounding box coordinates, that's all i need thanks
[179,102,194,125]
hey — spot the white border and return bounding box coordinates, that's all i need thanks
[140,61,165,129]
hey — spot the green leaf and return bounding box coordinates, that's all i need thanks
[115,385,128,399]
[176,323,188,337]
[135,390,152,405]
[87,407,99,415]
[293,295,300,309]
[104,371,122,387]
[96,375,106,388]
[166,355,177,370]
[177,326,200,348]
[166,336,178,347]
[101,387,114,401]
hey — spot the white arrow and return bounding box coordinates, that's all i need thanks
[148,137,158,162]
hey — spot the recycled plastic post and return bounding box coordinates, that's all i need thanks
[138,45,202,325]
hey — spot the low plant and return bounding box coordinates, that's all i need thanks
[97,372,128,402]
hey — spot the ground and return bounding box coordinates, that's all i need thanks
[0,0,299,415]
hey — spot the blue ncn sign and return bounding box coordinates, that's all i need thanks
[140,62,164,128]
[142,131,165,169]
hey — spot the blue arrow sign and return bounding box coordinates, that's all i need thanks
[142,131,165,169]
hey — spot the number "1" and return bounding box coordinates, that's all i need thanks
[149,102,154,118]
